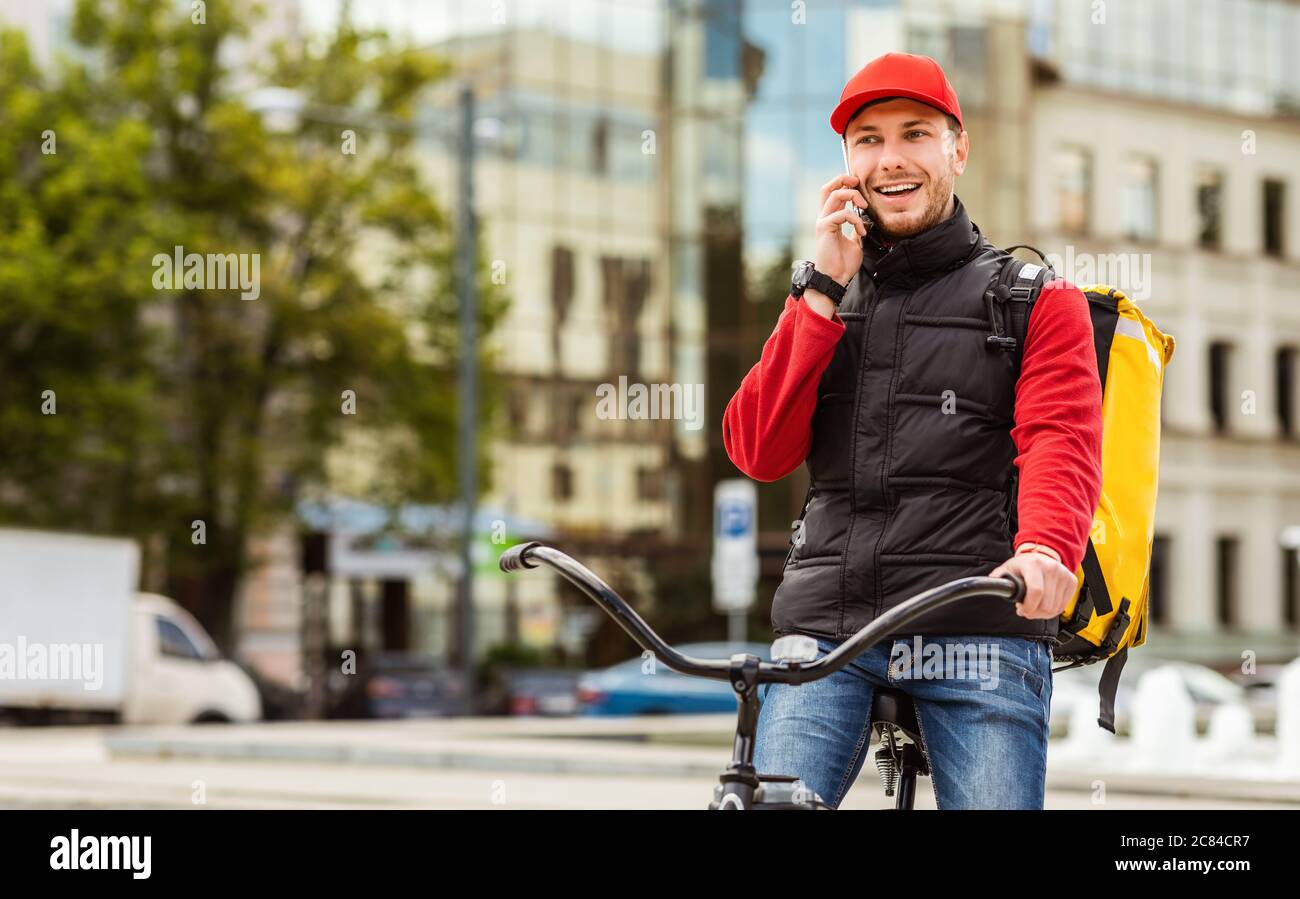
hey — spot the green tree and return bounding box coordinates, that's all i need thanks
[0,0,505,649]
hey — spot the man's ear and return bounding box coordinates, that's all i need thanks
[950,129,970,176]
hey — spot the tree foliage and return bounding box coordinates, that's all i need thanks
[0,0,505,648]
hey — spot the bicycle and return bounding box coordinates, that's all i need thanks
[499,541,1026,810]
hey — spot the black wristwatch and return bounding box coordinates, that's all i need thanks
[791,260,847,305]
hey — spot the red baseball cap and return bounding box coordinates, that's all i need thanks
[830,52,962,136]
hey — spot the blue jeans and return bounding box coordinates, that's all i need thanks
[753,634,1053,809]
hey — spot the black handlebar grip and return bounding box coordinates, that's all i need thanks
[499,541,543,572]
[1003,572,1026,604]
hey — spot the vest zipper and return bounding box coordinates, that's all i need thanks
[783,485,813,569]
[1004,469,1019,543]
[841,279,883,631]
[873,289,911,616]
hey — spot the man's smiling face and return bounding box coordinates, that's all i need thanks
[843,97,969,241]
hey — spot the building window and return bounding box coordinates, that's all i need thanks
[1215,536,1239,627]
[1149,534,1170,626]
[551,245,576,375]
[1055,146,1091,235]
[552,464,573,502]
[1277,347,1297,439]
[507,389,528,436]
[610,122,655,182]
[1121,155,1158,241]
[592,117,608,176]
[907,23,947,63]
[635,466,663,502]
[602,255,651,379]
[948,25,989,110]
[566,393,586,438]
[1208,341,1232,434]
[1263,178,1286,258]
[551,245,576,315]
[702,0,742,81]
[1283,545,1299,631]
[1195,166,1223,250]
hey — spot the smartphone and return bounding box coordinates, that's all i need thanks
[839,140,873,232]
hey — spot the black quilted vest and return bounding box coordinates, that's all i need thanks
[772,195,1059,642]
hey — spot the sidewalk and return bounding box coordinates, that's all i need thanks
[101,716,1300,805]
[105,716,731,777]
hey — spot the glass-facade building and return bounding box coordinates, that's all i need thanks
[1035,0,1300,115]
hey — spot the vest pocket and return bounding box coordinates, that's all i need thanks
[878,552,988,566]
[785,488,850,569]
[786,555,841,569]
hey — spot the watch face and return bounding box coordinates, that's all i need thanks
[792,261,813,289]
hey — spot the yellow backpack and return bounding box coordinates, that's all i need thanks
[995,247,1175,733]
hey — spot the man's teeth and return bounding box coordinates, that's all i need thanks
[878,183,919,194]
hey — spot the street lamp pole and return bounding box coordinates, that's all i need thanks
[455,82,478,716]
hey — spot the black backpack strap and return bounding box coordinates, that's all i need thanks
[1097,646,1128,734]
[986,246,1054,538]
[1079,538,1113,616]
[984,245,1054,380]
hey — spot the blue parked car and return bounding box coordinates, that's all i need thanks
[578,642,774,715]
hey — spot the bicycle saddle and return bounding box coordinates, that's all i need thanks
[870,686,924,746]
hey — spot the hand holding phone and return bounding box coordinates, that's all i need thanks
[814,165,868,290]
[840,140,871,224]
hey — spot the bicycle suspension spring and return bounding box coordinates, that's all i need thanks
[874,746,898,797]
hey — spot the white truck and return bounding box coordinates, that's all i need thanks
[0,528,261,725]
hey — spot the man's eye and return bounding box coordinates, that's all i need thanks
[856,135,877,145]
[906,130,927,139]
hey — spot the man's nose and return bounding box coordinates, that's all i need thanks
[875,141,910,173]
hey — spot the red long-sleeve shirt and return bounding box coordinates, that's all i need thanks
[721,281,1103,574]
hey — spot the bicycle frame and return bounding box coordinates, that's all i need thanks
[499,541,1025,809]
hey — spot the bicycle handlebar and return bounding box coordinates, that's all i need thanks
[499,541,1026,687]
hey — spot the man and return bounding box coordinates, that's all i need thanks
[722,53,1103,809]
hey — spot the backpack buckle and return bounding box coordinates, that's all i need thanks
[986,335,1017,351]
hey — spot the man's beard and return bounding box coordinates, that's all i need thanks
[870,168,955,241]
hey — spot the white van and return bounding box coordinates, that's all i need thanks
[0,529,261,725]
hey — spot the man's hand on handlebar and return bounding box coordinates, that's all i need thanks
[989,549,1078,620]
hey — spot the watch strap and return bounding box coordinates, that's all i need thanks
[805,268,847,304]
